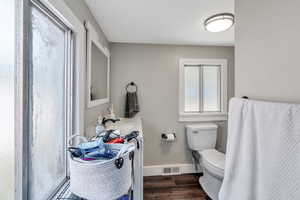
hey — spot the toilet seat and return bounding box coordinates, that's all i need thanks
[199,149,225,179]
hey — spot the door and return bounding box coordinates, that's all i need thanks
[27,1,73,199]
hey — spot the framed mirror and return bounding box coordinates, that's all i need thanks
[85,21,110,108]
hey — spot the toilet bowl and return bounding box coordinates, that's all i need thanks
[185,124,225,200]
[199,149,225,200]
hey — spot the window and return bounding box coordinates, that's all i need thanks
[28,1,73,199]
[179,59,228,121]
[16,0,85,199]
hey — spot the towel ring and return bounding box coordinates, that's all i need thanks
[126,82,138,92]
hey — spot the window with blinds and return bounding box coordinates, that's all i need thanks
[179,59,227,121]
[184,65,221,113]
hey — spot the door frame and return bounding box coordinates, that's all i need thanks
[15,0,85,199]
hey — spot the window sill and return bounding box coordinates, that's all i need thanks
[178,113,227,122]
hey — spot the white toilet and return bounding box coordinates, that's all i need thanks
[186,124,225,200]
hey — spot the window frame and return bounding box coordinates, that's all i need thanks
[28,1,73,199]
[179,58,228,122]
[15,0,86,199]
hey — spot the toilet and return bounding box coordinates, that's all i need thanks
[186,124,225,200]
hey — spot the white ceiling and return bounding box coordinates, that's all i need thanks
[85,0,234,46]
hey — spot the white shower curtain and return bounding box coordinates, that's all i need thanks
[219,98,300,200]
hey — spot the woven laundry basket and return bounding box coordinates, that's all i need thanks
[69,143,135,200]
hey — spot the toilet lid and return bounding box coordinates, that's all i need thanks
[199,149,225,178]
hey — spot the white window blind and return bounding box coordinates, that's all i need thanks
[184,65,221,113]
[184,66,200,112]
[202,66,221,112]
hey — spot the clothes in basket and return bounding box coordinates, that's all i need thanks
[68,137,118,161]
[69,139,136,200]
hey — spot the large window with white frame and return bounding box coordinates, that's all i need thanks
[179,59,228,122]
[16,0,86,199]
[28,1,74,199]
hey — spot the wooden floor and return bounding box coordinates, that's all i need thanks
[144,174,210,200]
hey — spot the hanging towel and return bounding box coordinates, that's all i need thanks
[125,91,139,118]
[219,98,300,200]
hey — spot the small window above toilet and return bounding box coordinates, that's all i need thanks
[179,59,228,122]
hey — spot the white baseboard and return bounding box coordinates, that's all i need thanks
[144,163,200,176]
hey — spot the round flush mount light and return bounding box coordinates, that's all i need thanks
[204,13,234,33]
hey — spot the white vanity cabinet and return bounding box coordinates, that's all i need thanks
[114,117,144,200]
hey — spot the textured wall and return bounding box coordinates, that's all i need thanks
[235,0,300,102]
[110,43,234,165]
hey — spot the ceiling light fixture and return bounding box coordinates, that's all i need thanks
[204,13,234,33]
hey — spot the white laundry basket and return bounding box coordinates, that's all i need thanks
[69,137,135,200]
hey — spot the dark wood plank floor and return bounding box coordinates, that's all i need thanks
[144,174,210,200]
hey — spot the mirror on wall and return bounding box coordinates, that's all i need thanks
[86,22,110,108]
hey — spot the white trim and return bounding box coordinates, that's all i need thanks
[179,113,227,122]
[144,164,198,176]
[85,21,110,108]
[179,58,228,122]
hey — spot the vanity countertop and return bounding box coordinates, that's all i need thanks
[113,117,143,138]
[114,117,144,200]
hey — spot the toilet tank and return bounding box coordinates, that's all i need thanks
[186,123,218,151]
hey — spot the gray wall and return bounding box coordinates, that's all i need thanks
[110,43,234,165]
[235,0,300,102]
[63,0,110,136]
